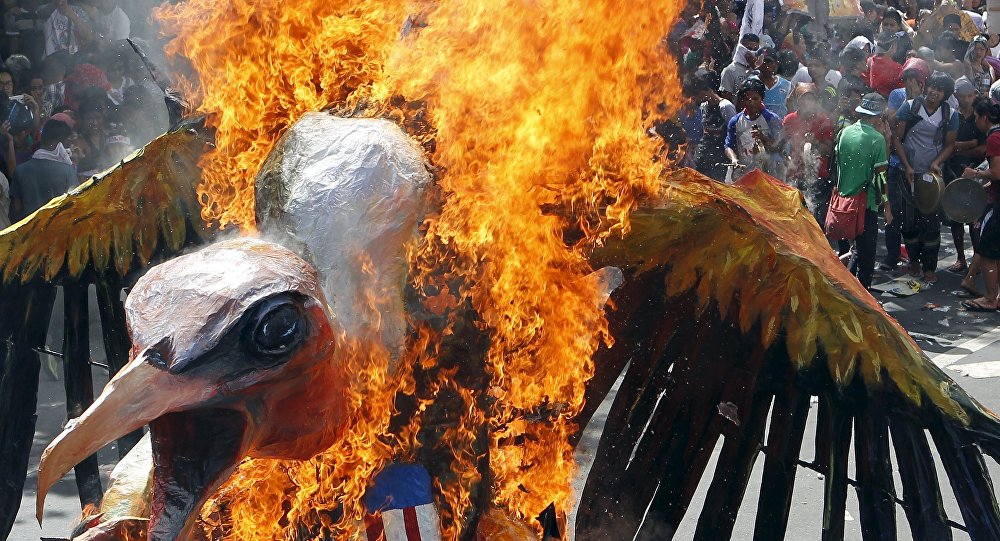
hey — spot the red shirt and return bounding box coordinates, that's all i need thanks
[865,55,904,97]
[783,111,835,179]
[986,130,1000,203]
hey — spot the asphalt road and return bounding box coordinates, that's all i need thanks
[9,223,1000,541]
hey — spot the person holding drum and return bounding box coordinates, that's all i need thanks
[892,73,959,284]
[961,97,1000,311]
[945,77,986,274]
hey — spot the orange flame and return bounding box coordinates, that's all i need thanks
[155,0,411,229]
[156,0,680,538]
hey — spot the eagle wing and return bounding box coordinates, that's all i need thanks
[577,169,1000,540]
[0,117,214,285]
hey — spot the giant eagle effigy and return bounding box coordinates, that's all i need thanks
[2,1,1000,540]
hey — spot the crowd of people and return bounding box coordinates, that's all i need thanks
[0,0,170,230]
[667,0,1000,312]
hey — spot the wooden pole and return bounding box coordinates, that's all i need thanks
[62,282,103,507]
[0,283,55,538]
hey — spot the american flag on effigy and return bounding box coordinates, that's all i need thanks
[362,463,442,541]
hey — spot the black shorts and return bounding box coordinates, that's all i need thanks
[978,207,1000,259]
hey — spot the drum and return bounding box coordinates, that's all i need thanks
[914,172,945,215]
[942,177,989,223]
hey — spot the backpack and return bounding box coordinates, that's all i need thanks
[901,96,951,147]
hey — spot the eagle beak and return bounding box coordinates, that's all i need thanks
[37,347,250,541]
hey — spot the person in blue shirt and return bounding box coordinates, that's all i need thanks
[757,48,791,119]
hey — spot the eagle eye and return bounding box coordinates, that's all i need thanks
[244,297,305,359]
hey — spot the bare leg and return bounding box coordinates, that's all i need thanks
[949,221,967,270]
[984,258,1000,305]
[967,257,1000,309]
[962,254,982,294]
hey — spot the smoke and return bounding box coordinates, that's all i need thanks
[792,142,824,215]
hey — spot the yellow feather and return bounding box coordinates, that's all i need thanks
[112,223,134,277]
[162,203,187,252]
[135,216,159,266]
[18,247,43,284]
[67,234,89,278]
[42,239,65,281]
[90,231,110,273]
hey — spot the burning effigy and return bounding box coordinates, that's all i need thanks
[2,1,1000,540]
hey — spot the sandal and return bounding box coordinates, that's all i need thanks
[947,260,969,273]
[961,299,998,312]
[908,264,922,277]
[923,272,938,284]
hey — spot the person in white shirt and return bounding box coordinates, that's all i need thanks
[92,0,129,41]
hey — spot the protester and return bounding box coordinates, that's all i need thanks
[7,117,75,222]
[942,13,962,34]
[103,50,132,105]
[757,48,791,118]
[892,73,959,283]
[91,0,130,41]
[959,98,1000,311]
[839,46,868,80]
[860,0,885,27]
[835,76,866,132]
[867,32,904,97]
[835,92,892,290]
[784,83,835,222]
[719,33,760,101]
[845,35,873,56]
[74,94,107,178]
[965,35,994,95]
[791,46,842,90]
[880,8,906,36]
[725,77,783,180]
[881,57,930,270]
[945,77,986,274]
[922,32,965,80]
[683,73,737,182]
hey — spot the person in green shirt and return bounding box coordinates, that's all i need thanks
[835,92,894,290]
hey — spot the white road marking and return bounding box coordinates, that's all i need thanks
[949,361,1000,379]
[929,326,1000,368]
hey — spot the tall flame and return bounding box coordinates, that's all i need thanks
[155,0,680,537]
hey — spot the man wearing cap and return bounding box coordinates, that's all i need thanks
[835,92,893,290]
